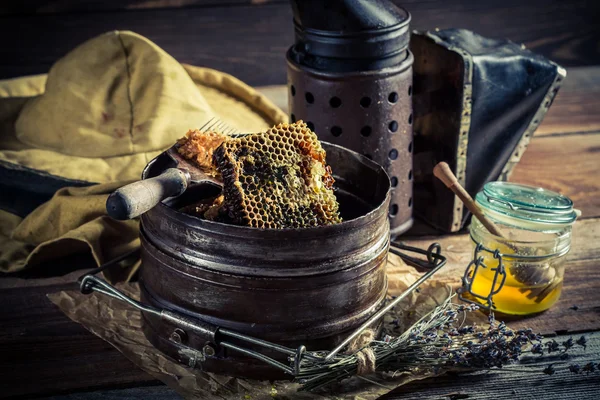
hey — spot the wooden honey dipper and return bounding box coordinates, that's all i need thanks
[433,162,558,304]
[433,162,505,238]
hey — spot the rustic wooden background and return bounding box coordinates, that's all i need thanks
[1,1,600,399]
[1,0,599,85]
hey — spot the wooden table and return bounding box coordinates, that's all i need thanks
[1,67,599,399]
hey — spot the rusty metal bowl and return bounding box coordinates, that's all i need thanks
[137,142,391,379]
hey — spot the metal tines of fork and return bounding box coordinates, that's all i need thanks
[200,116,250,137]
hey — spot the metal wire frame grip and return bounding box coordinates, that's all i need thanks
[78,241,447,376]
[457,240,507,310]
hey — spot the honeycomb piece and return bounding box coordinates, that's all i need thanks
[179,195,221,217]
[177,129,227,174]
[179,195,236,224]
[213,121,342,229]
[203,195,225,221]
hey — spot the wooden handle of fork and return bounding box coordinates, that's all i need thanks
[433,162,506,238]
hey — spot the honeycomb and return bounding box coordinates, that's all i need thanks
[177,129,227,175]
[212,121,342,229]
[179,194,224,219]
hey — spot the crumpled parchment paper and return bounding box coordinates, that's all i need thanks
[48,253,457,400]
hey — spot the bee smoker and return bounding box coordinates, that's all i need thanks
[287,0,414,237]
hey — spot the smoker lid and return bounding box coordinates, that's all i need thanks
[289,0,410,69]
[291,0,408,32]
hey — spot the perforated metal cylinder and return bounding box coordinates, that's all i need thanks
[287,52,414,236]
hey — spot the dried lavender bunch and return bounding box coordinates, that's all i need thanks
[377,306,533,374]
[296,295,538,392]
[296,294,597,392]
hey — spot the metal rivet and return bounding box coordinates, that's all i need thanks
[170,328,187,344]
[203,344,216,357]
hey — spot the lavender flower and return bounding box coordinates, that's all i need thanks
[531,343,544,355]
[543,364,556,375]
[545,340,560,353]
[562,338,574,351]
[582,362,597,373]
[576,336,587,349]
[569,364,581,374]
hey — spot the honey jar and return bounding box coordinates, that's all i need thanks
[461,182,578,315]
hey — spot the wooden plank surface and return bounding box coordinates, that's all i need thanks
[537,67,600,136]
[0,0,286,16]
[44,385,180,400]
[37,332,600,399]
[509,133,600,219]
[1,0,599,85]
[0,283,158,398]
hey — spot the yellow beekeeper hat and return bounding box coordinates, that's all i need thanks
[0,30,286,184]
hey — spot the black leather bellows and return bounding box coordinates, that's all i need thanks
[410,28,565,233]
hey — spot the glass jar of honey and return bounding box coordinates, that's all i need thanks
[461,182,578,315]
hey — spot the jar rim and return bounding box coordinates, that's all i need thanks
[476,182,578,227]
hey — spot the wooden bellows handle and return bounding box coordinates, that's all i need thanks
[433,162,506,238]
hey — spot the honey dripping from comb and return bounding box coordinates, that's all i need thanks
[177,121,342,228]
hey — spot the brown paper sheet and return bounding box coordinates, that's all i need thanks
[48,253,461,399]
